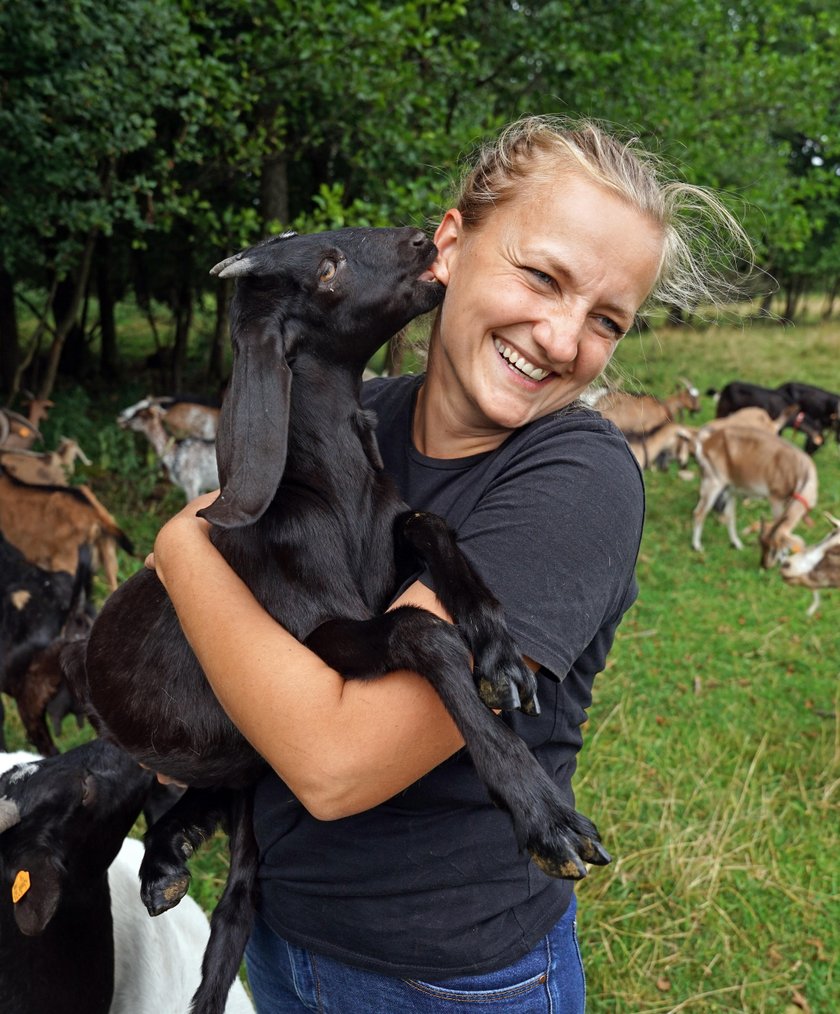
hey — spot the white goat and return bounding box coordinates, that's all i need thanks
[688,426,818,567]
[120,404,219,501]
[779,513,840,616]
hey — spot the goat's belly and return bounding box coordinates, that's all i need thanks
[80,568,260,787]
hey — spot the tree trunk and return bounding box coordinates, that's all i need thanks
[38,233,97,401]
[821,277,840,320]
[170,276,193,393]
[783,278,802,322]
[260,150,290,229]
[97,236,119,378]
[0,268,18,396]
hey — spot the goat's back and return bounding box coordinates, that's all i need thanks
[698,426,815,497]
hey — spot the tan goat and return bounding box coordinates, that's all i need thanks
[626,421,693,470]
[0,472,132,591]
[592,379,701,437]
[0,437,90,486]
[688,426,818,567]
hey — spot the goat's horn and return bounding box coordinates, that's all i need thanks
[825,511,840,528]
[209,253,256,279]
[0,797,21,834]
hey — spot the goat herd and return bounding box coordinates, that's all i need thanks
[0,395,251,1014]
[0,226,838,1013]
[586,377,840,615]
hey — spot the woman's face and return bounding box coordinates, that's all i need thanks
[425,171,664,452]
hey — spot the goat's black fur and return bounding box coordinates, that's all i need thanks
[775,381,840,445]
[715,380,826,453]
[64,227,609,1014]
[0,740,153,1014]
[0,533,92,754]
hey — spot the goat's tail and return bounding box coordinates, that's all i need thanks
[189,788,258,1014]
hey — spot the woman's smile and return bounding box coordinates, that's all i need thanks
[492,337,552,383]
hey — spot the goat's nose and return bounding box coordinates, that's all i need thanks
[410,230,427,248]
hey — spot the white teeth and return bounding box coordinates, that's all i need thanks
[493,339,549,381]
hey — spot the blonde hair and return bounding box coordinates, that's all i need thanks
[453,114,752,313]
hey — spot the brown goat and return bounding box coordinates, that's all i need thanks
[0,437,91,486]
[0,398,53,450]
[626,421,693,470]
[593,379,701,437]
[0,471,133,591]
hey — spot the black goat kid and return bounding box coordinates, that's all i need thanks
[65,227,609,1014]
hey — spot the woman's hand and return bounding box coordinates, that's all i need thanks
[144,490,219,588]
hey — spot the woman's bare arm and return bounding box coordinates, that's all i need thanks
[149,494,470,819]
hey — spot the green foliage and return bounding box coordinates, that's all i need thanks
[4,0,840,394]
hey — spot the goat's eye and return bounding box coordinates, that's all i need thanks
[318,260,337,283]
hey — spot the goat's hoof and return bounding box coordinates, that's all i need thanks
[526,818,612,880]
[476,659,540,716]
[140,869,191,916]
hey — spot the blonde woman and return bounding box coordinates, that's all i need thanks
[148,116,747,1012]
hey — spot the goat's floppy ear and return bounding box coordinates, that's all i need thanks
[12,853,62,936]
[198,323,291,529]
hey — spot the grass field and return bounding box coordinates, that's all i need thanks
[3,306,838,1012]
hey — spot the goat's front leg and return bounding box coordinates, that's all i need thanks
[395,511,539,715]
[140,785,236,916]
[305,611,610,879]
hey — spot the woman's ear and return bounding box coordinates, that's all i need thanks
[432,209,463,287]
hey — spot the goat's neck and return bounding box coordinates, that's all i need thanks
[141,415,175,462]
[285,360,379,485]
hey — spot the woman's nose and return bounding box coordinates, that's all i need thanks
[532,313,583,363]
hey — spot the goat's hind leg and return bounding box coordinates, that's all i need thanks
[188,789,258,1014]
[396,511,539,715]
[140,785,236,916]
[305,611,610,879]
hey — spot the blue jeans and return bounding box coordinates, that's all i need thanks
[245,895,585,1013]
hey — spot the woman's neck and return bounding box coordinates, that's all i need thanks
[412,367,511,460]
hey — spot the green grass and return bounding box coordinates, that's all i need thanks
[575,313,839,1012]
[3,308,838,1011]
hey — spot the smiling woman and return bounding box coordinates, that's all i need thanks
[144,115,752,1014]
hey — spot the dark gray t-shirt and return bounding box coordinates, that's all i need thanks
[252,373,644,980]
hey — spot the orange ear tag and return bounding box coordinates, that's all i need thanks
[12,870,30,904]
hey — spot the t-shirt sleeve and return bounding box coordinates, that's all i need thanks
[441,424,644,680]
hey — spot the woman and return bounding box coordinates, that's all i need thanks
[148,116,746,1012]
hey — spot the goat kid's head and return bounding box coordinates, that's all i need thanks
[759,517,806,569]
[0,740,152,936]
[202,227,445,530]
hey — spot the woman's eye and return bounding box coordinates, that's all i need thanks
[526,267,554,286]
[597,315,626,338]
